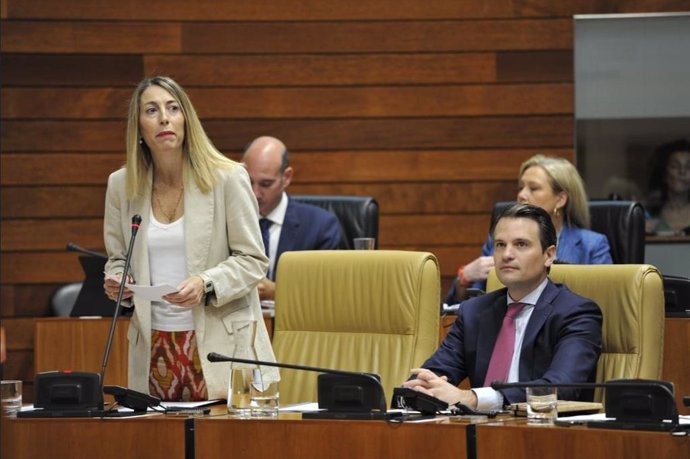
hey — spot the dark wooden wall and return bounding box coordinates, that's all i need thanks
[1,0,684,396]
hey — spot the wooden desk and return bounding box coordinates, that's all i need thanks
[194,415,469,459]
[475,422,689,459]
[35,317,130,387]
[0,415,189,459]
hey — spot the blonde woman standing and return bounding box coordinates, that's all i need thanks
[103,76,277,401]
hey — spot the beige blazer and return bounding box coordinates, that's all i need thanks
[103,164,277,400]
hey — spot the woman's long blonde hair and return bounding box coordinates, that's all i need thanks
[124,76,234,198]
[519,154,591,228]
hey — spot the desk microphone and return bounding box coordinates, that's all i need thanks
[23,215,159,417]
[66,242,108,259]
[207,352,392,419]
[491,379,679,429]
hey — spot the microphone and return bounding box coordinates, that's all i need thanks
[98,216,159,411]
[100,215,142,391]
[491,379,679,429]
[66,242,107,259]
[21,215,159,417]
[207,352,394,420]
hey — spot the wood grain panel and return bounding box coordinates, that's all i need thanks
[204,117,574,151]
[0,21,181,53]
[1,154,124,185]
[1,88,132,119]
[188,84,573,118]
[497,51,574,83]
[285,182,518,215]
[7,0,688,20]
[1,121,124,151]
[1,252,85,284]
[380,214,490,245]
[145,53,496,86]
[0,54,143,86]
[662,318,690,415]
[2,84,573,119]
[2,218,103,251]
[1,186,106,218]
[3,317,34,351]
[2,349,33,386]
[182,19,572,53]
[2,149,572,185]
[0,284,60,317]
[1,117,574,152]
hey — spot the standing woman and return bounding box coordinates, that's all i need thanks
[103,76,277,401]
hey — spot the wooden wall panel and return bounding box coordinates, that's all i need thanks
[7,0,688,20]
[0,22,181,53]
[0,54,143,85]
[2,84,573,119]
[145,54,496,86]
[181,19,572,53]
[1,0,675,391]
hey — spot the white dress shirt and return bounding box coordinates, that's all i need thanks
[262,192,288,279]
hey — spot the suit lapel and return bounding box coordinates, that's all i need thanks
[518,280,557,378]
[184,178,214,277]
[476,292,508,381]
[276,199,301,256]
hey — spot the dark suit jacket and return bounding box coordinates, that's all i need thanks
[271,198,342,279]
[425,280,602,404]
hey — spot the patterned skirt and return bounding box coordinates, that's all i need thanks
[149,329,208,401]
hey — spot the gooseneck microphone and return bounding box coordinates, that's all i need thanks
[207,352,378,379]
[66,242,108,259]
[208,352,391,419]
[491,379,679,429]
[100,215,142,392]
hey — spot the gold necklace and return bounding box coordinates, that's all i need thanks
[154,185,184,223]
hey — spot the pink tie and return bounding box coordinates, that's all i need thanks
[483,303,527,387]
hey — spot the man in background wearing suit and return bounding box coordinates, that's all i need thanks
[243,136,342,300]
[404,203,602,410]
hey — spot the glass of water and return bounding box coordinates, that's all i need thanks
[526,386,557,424]
[1,380,22,417]
[250,369,279,417]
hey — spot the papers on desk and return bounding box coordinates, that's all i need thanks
[559,412,690,426]
[125,283,178,302]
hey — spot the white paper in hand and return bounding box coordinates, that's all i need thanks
[126,283,178,302]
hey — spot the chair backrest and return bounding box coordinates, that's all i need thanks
[51,282,83,316]
[292,195,379,249]
[272,250,440,405]
[492,200,646,263]
[663,274,690,317]
[487,264,665,402]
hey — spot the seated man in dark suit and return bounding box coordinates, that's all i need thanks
[404,203,602,410]
[243,136,342,300]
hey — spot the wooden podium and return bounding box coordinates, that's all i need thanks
[35,317,129,386]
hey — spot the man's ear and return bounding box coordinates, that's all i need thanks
[282,166,293,188]
[544,244,557,267]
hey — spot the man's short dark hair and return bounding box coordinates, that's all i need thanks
[490,203,557,252]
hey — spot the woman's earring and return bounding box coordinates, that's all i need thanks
[554,206,560,217]
[139,138,143,145]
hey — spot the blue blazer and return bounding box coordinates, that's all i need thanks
[446,225,612,303]
[272,198,342,279]
[426,280,602,404]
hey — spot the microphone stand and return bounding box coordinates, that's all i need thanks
[99,215,142,394]
[491,379,680,430]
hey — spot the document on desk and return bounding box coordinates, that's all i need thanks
[126,283,178,302]
[560,412,690,426]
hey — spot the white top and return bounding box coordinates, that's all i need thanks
[148,209,194,331]
[262,192,289,279]
[473,277,548,411]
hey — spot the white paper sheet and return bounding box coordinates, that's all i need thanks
[125,283,178,302]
